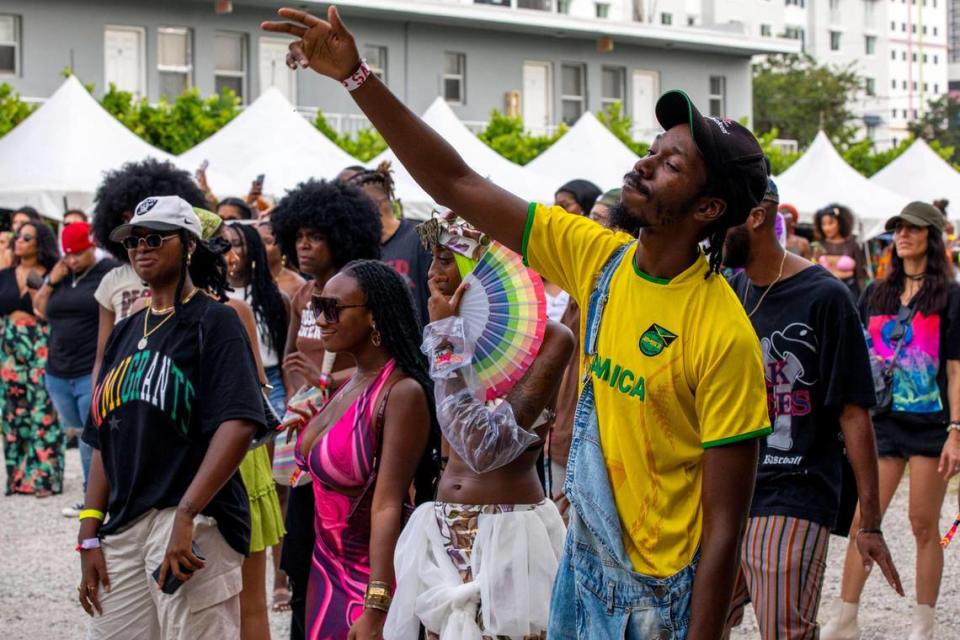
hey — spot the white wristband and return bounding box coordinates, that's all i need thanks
[342,60,372,92]
[79,537,101,550]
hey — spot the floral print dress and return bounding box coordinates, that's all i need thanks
[0,268,63,495]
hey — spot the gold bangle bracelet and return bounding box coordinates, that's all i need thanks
[363,597,391,613]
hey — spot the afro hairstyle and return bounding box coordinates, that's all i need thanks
[91,158,207,262]
[269,179,382,271]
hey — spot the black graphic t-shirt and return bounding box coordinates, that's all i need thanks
[82,293,266,554]
[381,219,431,325]
[859,282,960,424]
[730,266,877,526]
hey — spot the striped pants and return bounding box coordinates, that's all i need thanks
[724,515,830,640]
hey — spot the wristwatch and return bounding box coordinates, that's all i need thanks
[947,421,960,434]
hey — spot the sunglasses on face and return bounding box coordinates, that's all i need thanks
[14,233,34,242]
[122,234,176,251]
[312,296,365,324]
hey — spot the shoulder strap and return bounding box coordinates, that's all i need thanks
[584,241,635,357]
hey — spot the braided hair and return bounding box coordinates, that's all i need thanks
[173,230,230,312]
[346,161,396,202]
[341,259,440,503]
[227,222,289,355]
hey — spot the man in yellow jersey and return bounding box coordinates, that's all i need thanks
[262,7,771,638]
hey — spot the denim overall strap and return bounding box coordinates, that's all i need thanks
[563,240,635,566]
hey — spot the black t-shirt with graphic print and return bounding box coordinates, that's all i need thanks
[729,265,877,527]
[82,293,266,554]
[381,219,431,326]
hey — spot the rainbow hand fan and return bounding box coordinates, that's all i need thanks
[459,242,547,400]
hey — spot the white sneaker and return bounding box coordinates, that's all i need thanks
[821,598,861,640]
[907,604,935,640]
[61,502,83,518]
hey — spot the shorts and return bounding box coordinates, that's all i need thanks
[874,415,948,459]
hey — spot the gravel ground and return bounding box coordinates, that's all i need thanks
[2,449,958,638]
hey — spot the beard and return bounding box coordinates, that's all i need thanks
[722,225,751,269]
[610,203,644,237]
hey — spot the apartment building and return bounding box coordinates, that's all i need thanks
[699,0,947,148]
[0,0,795,141]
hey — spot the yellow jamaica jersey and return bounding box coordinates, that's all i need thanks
[522,203,770,577]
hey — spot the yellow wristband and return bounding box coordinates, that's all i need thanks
[78,509,105,522]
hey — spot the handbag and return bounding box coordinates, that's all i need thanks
[873,302,917,416]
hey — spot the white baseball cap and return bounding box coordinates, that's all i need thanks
[109,195,203,243]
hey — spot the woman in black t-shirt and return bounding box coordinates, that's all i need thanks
[825,203,960,638]
[0,220,62,497]
[77,196,265,639]
[33,221,117,505]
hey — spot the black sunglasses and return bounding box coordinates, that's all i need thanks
[14,233,34,242]
[122,233,176,251]
[312,296,365,324]
[890,305,914,341]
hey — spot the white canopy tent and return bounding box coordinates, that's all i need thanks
[871,139,960,211]
[775,132,910,239]
[180,88,362,201]
[0,76,239,220]
[369,97,558,219]
[525,111,638,192]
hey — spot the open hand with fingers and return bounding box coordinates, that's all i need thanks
[427,276,469,323]
[261,6,361,81]
[856,529,904,596]
[78,547,111,616]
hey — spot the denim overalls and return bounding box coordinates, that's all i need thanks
[548,242,698,640]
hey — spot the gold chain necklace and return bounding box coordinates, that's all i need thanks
[747,251,787,319]
[138,288,200,350]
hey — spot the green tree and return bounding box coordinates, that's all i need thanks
[314,111,387,162]
[596,101,650,156]
[754,129,801,175]
[909,95,960,163]
[0,83,36,138]
[753,54,863,148]
[99,85,241,154]
[477,110,567,165]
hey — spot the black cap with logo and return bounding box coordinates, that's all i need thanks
[655,90,767,226]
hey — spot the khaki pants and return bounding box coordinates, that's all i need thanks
[86,507,243,640]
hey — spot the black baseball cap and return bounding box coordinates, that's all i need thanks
[655,90,767,225]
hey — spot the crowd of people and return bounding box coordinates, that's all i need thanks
[1,6,959,640]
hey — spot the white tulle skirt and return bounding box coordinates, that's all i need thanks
[384,500,566,640]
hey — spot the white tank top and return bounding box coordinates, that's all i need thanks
[227,286,280,368]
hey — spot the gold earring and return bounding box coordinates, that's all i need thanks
[251,260,256,271]
[371,321,382,347]
[187,253,192,266]
[281,255,287,267]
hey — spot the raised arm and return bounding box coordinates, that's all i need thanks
[261,7,529,253]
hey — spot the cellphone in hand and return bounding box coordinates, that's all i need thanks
[199,159,210,172]
[253,174,266,189]
[151,542,205,594]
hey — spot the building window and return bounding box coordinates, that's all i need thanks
[761,24,772,36]
[902,22,906,31]
[601,66,625,110]
[891,49,896,60]
[661,12,673,25]
[935,83,940,93]
[595,2,610,18]
[561,63,586,124]
[708,76,726,117]
[443,52,466,104]
[687,16,696,25]
[934,26,938,35]
[891,109,897,118]
[913,81,917,89]
[158,27,193,99]
[556,0,572,14]
[913,52,917,61]
[902,51,906,60]
[903,80,907,88]
[891,78,897,89]
[0,15,20,76]
[830,31,842,51]
[214,32,246,102]
[924,82,929,91]
[866,77,876,96]
[363,45,387,83]
[891,20,896,30]
[935,54,939,63]
[924,53,928,62]
[865,35,876,54]
[784,26,806,46]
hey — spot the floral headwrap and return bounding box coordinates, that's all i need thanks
[194,207,223,241]
[416,207,490,278]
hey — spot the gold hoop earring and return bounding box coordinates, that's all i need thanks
[371,321,382,347]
